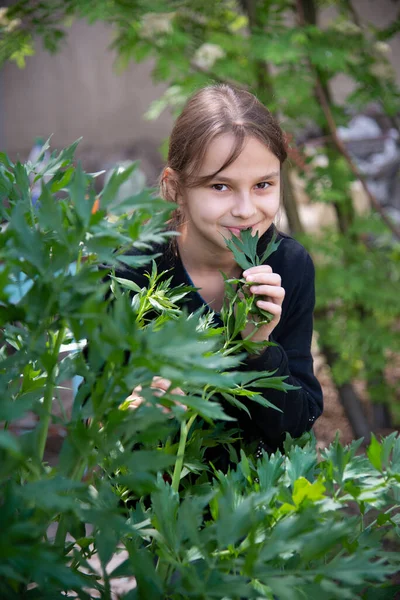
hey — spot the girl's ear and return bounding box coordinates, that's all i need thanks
[163,167,183,206]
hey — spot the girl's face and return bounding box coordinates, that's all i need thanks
[177,134,281,258]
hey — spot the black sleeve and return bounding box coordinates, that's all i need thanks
[238,253,323,450]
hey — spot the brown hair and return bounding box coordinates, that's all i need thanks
[161,84,287,228]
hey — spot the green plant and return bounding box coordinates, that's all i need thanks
[2,0,399,431]
[301,217,400,416]
[0,144,399,599]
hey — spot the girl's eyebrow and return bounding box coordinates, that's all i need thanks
[210,171,280,182]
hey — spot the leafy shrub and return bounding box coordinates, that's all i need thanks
[301,218,400,412]
[0,146,399,599]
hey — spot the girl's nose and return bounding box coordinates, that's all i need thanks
[230,192,257,219]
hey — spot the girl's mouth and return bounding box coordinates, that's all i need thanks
[225,225,256,236]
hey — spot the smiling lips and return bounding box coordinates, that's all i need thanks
[224,224,258,236]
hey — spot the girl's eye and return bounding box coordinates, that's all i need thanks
[211,183,228,192]
[255,181,270,190]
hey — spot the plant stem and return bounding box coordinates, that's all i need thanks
[28,184,36,229]
[54,516,68,549]
[171,414,196,493]
[364,504,398,531]
[76,245,82,272]
[37,325,66,463]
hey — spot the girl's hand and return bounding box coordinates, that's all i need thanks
[126,376,186,412]
[241,265,285,343]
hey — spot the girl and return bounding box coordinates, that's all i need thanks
[119,84,323,456]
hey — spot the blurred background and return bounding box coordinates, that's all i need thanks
[1,0,400,454]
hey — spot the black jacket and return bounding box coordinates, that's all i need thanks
[115,225,323,452]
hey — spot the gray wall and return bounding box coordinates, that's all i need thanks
[2,20,173,183]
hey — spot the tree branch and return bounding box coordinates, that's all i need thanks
[342,0,362,29]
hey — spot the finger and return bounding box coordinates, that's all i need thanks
[151,377,171,390]
[152,377,185,396]
[170,386,185,396]
[243,265,272,276]
[246,273,281,286]
[249,284,285,300]
[151,378,171,397]
[150,377,186,410]
[255,300,282,315]
[152,388,167,398]
[126,397,145,410]
[128,386,143,401]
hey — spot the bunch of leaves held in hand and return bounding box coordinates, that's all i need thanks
[224,227,281,323]
[220,228,281,354]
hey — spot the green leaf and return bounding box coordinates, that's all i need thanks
[14,161,31,203]
[18,478,87,511]
[0,430,22,456]
[239,448,252,481]
[34,138,81,180]
[286,444,317,484]
[224,236,253,270]
[267,577,308,600]
[220,391,251,418]
[292,476,326,506]
[50,165,74,192]
[100,161,138,209]
[10,203,46,273]
[151,478,180,552]
[31,136,51,167]
[0,151,14,169]
[124,540,164,600]
[260,229,282,264]
[380,431,398,469]
[367,434,383,472]
[224,228,259,270]
[69,162,92,226]
[112,275,143,293]
[0,167,13,197]
[168,393,235,422]
[257,450,285,489]
[117,253,162,269]
[113,450,176,474]
[323,553,397,585]
[37,182,68,244]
